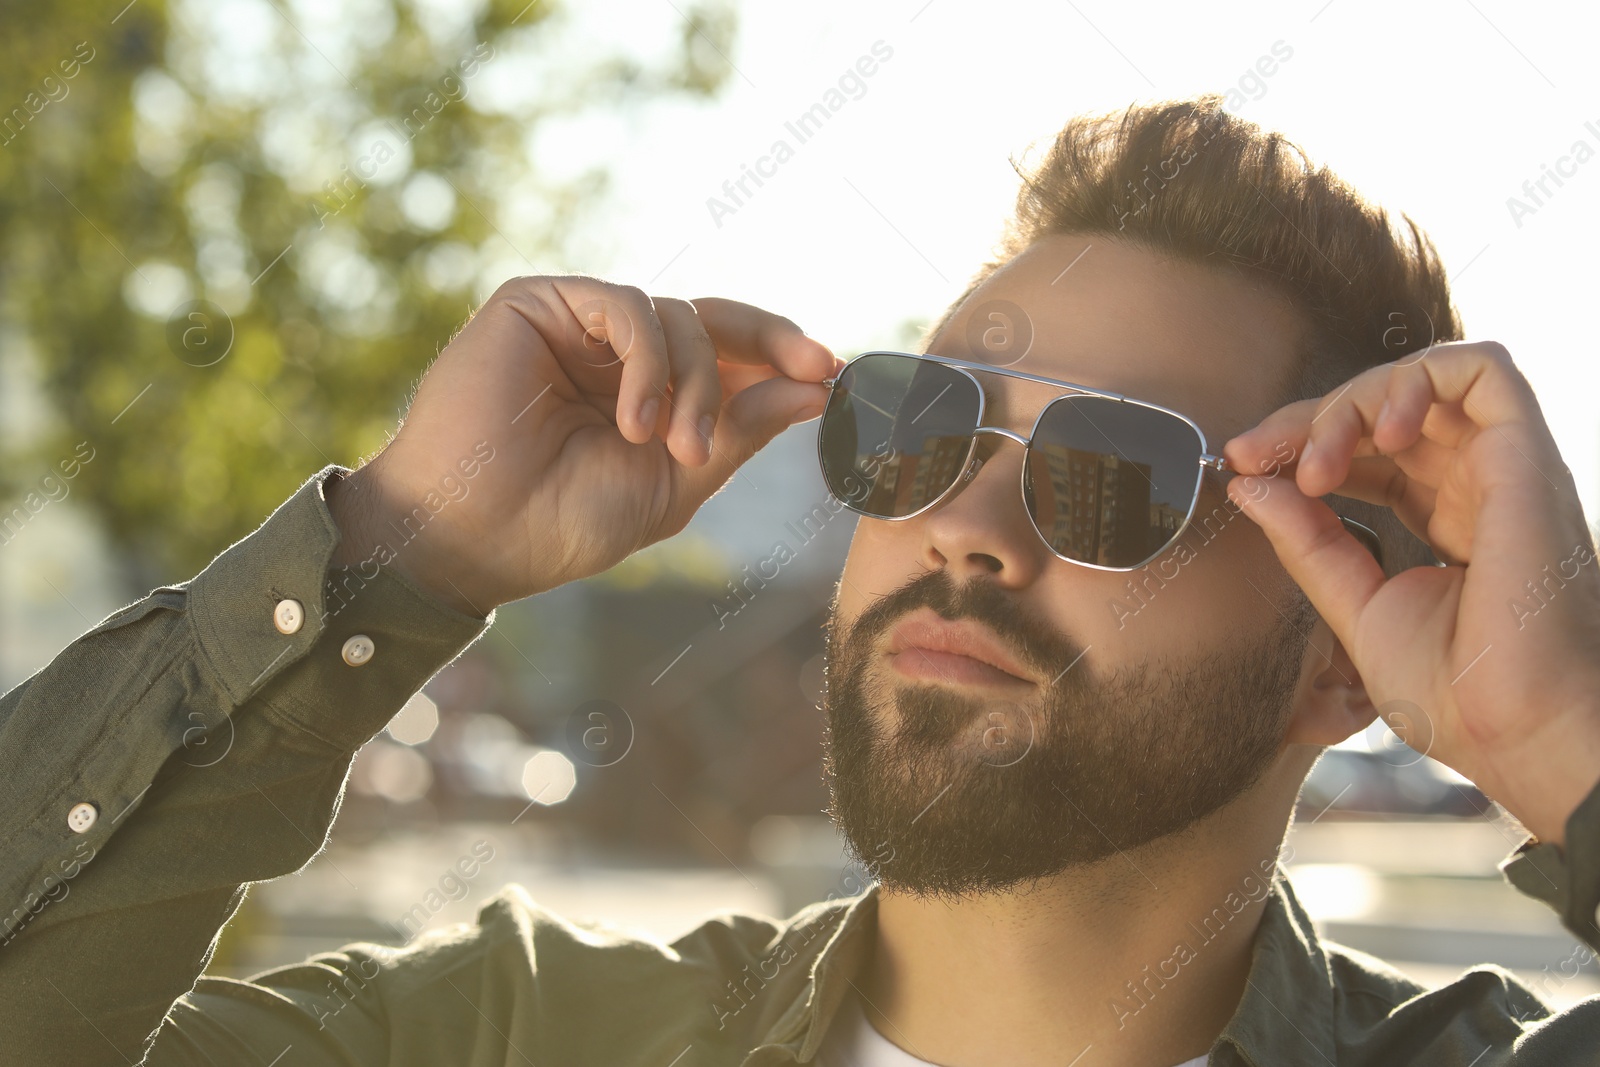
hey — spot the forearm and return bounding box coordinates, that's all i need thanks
[0,466,493,1065]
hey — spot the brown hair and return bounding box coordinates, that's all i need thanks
[927,94,1460,575]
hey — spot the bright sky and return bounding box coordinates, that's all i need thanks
[523,0,1600,526]
[11,0,1599,691]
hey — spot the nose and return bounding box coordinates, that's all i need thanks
[918,429,1049,586]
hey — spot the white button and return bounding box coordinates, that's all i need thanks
[273,598,305,635]
[341,634,375,666]
[67,803,98,834]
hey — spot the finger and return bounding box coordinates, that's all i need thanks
[673,375,831,508]
[691,297,841,383]
[1221,398,1319,476]
[655,298,722,467]
[1228,341,1554,500]
[1229,397,1456,489]
[1227,469,1385,651]
[1332,456,1441,550]
[1299,374,1380,498]
[1227,418,1455,563]
[1304,341,1559,498]
[1369,350,1478,459]
[718,360,788,401]
[548,278,671,445]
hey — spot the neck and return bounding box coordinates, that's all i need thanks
[857,773,1298,1067]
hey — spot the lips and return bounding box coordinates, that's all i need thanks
[885,607,1036,688]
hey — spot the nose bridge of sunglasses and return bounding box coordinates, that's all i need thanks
[968,370,1062,431]
[961,427,1031,480]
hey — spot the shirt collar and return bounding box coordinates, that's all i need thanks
[757,866,1337,1066]
[1213,866,1339,1066]
[754,884,880,1059]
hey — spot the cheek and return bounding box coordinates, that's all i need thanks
[838,516,920,613]
[1092,515,1284,658]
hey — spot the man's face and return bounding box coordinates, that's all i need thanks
[821,233,1319,897]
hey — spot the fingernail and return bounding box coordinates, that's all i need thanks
[1376,399,1392,432]
[639,396,660,430]
[698,414,716,443]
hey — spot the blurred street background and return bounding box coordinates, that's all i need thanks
[3,0,1599,1014]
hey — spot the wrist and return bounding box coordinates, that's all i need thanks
[1482,688,1600,849]
[325,464,491,619]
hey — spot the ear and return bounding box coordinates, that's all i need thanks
[1282,616,1377,746]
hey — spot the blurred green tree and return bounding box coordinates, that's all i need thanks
[0,0,736,586]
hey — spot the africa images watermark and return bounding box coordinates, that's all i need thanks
[0,840,97,948]
[1505,116,1600,229]
[0,40,97,148]
[322,440,497,623]
[710,438,896,629]
[0,441,98,548]
[304,950,388,1033]
[1507,538,1597,630]
[1113,39,1294,229]
[707,907,838,1031]
[309,40,495,229]
[388,839,497,943]
[307,840,497,1032]
[705,39,895,229]
[1108,439,1297,630]
[1108,843,1296,1030]
[708,845,896,1033]
[1514,940,1600,1021]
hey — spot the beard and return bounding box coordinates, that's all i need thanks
[820,566,1314,899]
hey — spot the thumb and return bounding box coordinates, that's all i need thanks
[677,376,830,501]
[1227,471,1383,652]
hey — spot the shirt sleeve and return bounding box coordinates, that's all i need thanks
[0,465,495,1066]
[1501,774,1600,957]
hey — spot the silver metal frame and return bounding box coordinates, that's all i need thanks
[816,350,1236,572]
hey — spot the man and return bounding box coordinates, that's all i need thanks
[2,95,1598,1066]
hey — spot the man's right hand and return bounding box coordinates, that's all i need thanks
[326,275,842,616]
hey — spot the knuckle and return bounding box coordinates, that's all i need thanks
[1473,339,1514,366]
[1467,339,1537,396]
[653,295,695,316]
[1306,519,1349,560]
[656,299,719,372]
[618,286,670,347]
[610,282,651,312]
[489,275,534,302]
[657,297,708,336]
[481,276,554,324]
[764,312,802,340]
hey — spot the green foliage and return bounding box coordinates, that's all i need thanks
[0,0,735,584]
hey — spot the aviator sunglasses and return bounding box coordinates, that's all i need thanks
[815,351,1386,572]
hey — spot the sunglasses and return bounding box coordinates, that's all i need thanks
[815,350,1240,571]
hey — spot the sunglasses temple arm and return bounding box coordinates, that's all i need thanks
[1198,452,1385,566]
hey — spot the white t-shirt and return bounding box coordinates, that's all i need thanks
[817,990,1208,1067]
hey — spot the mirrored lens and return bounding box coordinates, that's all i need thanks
[819,353,981,518]
[1024,395,1204,568]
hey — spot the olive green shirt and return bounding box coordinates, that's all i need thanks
[3,465,1599,1066]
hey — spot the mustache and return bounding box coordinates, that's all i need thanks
[833,568,1083,684]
